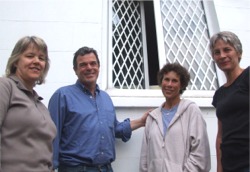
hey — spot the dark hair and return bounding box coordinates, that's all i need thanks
[209,31,242,62]
[157,63,190,94]
[5,36,49,85]
[73,46,100,69]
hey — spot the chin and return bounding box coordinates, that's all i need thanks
[219,66,232,72]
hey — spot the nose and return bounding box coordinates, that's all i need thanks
[84,63,92,70]
[220,51,227,58]
[167,80,172,86]
[33,56,40,63]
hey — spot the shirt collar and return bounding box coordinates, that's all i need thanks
[76,79,100,95]
[8,75,43,101]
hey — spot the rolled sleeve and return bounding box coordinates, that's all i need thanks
[115,118,132,142]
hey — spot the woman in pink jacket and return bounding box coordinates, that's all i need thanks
[140,63,211,172]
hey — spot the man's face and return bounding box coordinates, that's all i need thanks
[74,52,100,89]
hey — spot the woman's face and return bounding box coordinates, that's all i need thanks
[212,39,241,72]
[15,43,46,88]
[161,71,181,101]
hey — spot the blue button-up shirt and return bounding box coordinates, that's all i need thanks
[48,80,132,169]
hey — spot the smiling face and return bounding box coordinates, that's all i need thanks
[15,43,46,90]
[74,52,100,91]
[161,71,181,101]
[212,39,241,73]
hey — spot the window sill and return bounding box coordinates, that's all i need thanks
[106,88,215,108]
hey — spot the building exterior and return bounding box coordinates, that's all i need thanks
[0,0,249,171]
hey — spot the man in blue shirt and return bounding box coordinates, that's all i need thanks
[48,46,148,172]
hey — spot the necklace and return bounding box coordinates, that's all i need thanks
[162,104,179,115]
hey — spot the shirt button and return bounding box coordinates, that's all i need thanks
[101,136,104,139]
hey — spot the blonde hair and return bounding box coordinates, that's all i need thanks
[5,36,50,85]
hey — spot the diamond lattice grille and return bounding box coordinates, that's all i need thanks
[160,0,218,90]
[112,0,144,89]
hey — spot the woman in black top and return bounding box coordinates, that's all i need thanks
[210,31,249,172]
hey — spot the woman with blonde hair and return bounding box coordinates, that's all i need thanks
[0,36,56,172]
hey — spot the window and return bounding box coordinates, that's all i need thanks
[108,0,219,107]
[111,0,218,90]
[159,0,218,90]
[112,1,146,89]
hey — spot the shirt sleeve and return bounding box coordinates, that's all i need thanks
[48,90,66,169]
[0,79,11,170]
[114,118,132,142]
[0,79,11,127]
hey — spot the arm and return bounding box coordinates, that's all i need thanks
[48,91,66,170]
[0,79,11,170]
[114,109,151,142]
[130,109,151,130]
[216,119,223,172]
[139,117,151,172]
[0,79,11,125]
[184,105,211,172]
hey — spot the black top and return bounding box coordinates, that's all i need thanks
[212,66,249,172]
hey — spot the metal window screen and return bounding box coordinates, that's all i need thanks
[111,0,218,90]
[160,0,218,90]
[112,0,145,89]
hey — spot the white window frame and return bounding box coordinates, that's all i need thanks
[100,0,223,108]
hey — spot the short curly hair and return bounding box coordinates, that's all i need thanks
[157,63,190,94]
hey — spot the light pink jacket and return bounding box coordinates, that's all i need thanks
[140,99,211,172]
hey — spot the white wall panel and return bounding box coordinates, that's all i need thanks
[213,0,250,68]
[0,0,101,22]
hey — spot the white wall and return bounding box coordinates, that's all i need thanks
[0,0,105,104]
[0,1,249,172]
[213,0,250,68]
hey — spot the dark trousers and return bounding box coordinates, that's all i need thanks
[58,164,113,172]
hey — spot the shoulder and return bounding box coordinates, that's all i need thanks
[98,90,113,103]
[213,85,224,99]
[244,66,250,73]
[0,77,14,89]
[53,84,77,94]
[99,89,110,96]
[148,106,161,121]
[0,77,12,84]
[49,84,78,102]
[180,99,203,116]
[241,66,249,82]
[0,77,17,102]
[180,99,198,109]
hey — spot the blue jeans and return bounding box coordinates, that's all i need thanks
[58,164,113,172]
